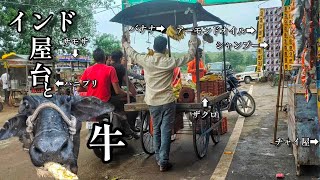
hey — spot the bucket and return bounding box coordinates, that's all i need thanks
[10,80,18,89]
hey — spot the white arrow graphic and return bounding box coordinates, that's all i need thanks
[259,42,269,48]
[310,139,319,145]
[252,42,269,49]
[246,26,256,34]
[55,80,64,87]
[156,25,165,32]
[202,98,208,108]
[72,49,79,58]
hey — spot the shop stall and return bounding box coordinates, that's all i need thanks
[1,53,32,106]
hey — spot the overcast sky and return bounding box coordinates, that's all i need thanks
[93,0,281,53]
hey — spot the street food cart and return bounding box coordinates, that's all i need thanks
[55,55,90,95]
[287,84,319,175]
[111,1,230,158]
[1,53,32,106]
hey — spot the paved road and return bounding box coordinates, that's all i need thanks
[0,83,319,180]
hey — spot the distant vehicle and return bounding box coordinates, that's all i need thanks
[235,65,265,84]
[207,62,232,74]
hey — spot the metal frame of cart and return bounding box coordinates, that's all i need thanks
[111,1,230,158]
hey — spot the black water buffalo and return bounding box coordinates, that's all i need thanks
[0,95,114,174]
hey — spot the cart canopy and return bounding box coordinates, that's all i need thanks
[110,1,229,27]
[1,53,33,68]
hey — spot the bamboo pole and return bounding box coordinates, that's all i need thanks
[316,0,320,127]
[192,11,200,103]
[222,27,227,91]
[122,0,130,103]
[167,36,171,57]
[280,68,285,110]
[273,49,284,143]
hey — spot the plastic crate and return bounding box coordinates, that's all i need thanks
[200,80,225,95]
[220,117,228,135]
[200,81,208,92]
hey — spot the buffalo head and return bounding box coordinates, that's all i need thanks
[0,95,114,174]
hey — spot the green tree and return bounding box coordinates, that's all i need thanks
[93,33,121,55]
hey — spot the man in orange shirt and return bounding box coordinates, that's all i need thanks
[187,48,206,83]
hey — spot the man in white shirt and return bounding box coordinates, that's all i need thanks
[0,69,10,105]
[122,33,198,172]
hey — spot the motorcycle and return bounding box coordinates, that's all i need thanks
[219,70,256,117]
[86,112,126,159]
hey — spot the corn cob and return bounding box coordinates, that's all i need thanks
[44,162,78,180]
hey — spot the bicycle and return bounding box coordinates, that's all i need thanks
[267,72,279,87]
[267,71,293,87]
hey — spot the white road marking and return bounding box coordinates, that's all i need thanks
[210,85,253,180]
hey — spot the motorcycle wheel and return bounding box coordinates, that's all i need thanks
[235,93,256,117]
[93,140,104,159]
[86,128,103,159]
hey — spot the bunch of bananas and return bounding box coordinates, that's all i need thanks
[166,25,185,41]
[44,162,78,179]
[200,74,223,81]
[189,82,196,90]
[173,83,182,99]
[147,48,154,56]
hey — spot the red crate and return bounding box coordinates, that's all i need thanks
[220,117,228,135]
[200,81,208,92]
[200,80,227,95]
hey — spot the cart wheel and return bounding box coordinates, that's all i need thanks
[210,106,222,145]
[140,111,155,155]
[193,116,210,159]
[211,124,221,144]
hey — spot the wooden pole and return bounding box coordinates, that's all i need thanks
[222,26,227,91]
[167,36,171,57]
[316,0,320,127]
[280,67,285,111]
[273,48,284,143]
[122,0,130,103]
[192,11,200,103]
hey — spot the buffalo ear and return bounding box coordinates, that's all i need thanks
[71,96,115,121]
[0,114,28,140]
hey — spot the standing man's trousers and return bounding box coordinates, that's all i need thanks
[149,102,176,166]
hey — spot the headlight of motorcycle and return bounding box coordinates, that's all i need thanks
[226,82,230,89]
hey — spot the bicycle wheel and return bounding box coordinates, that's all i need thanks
[193,115,210,159]
[140,111,155,155]
[273,75,280,87]
[267,73,274,87]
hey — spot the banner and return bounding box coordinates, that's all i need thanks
[122,0,264,9]
[282,5,295,71]
[256,9,264,72]
[263,7,282,72]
